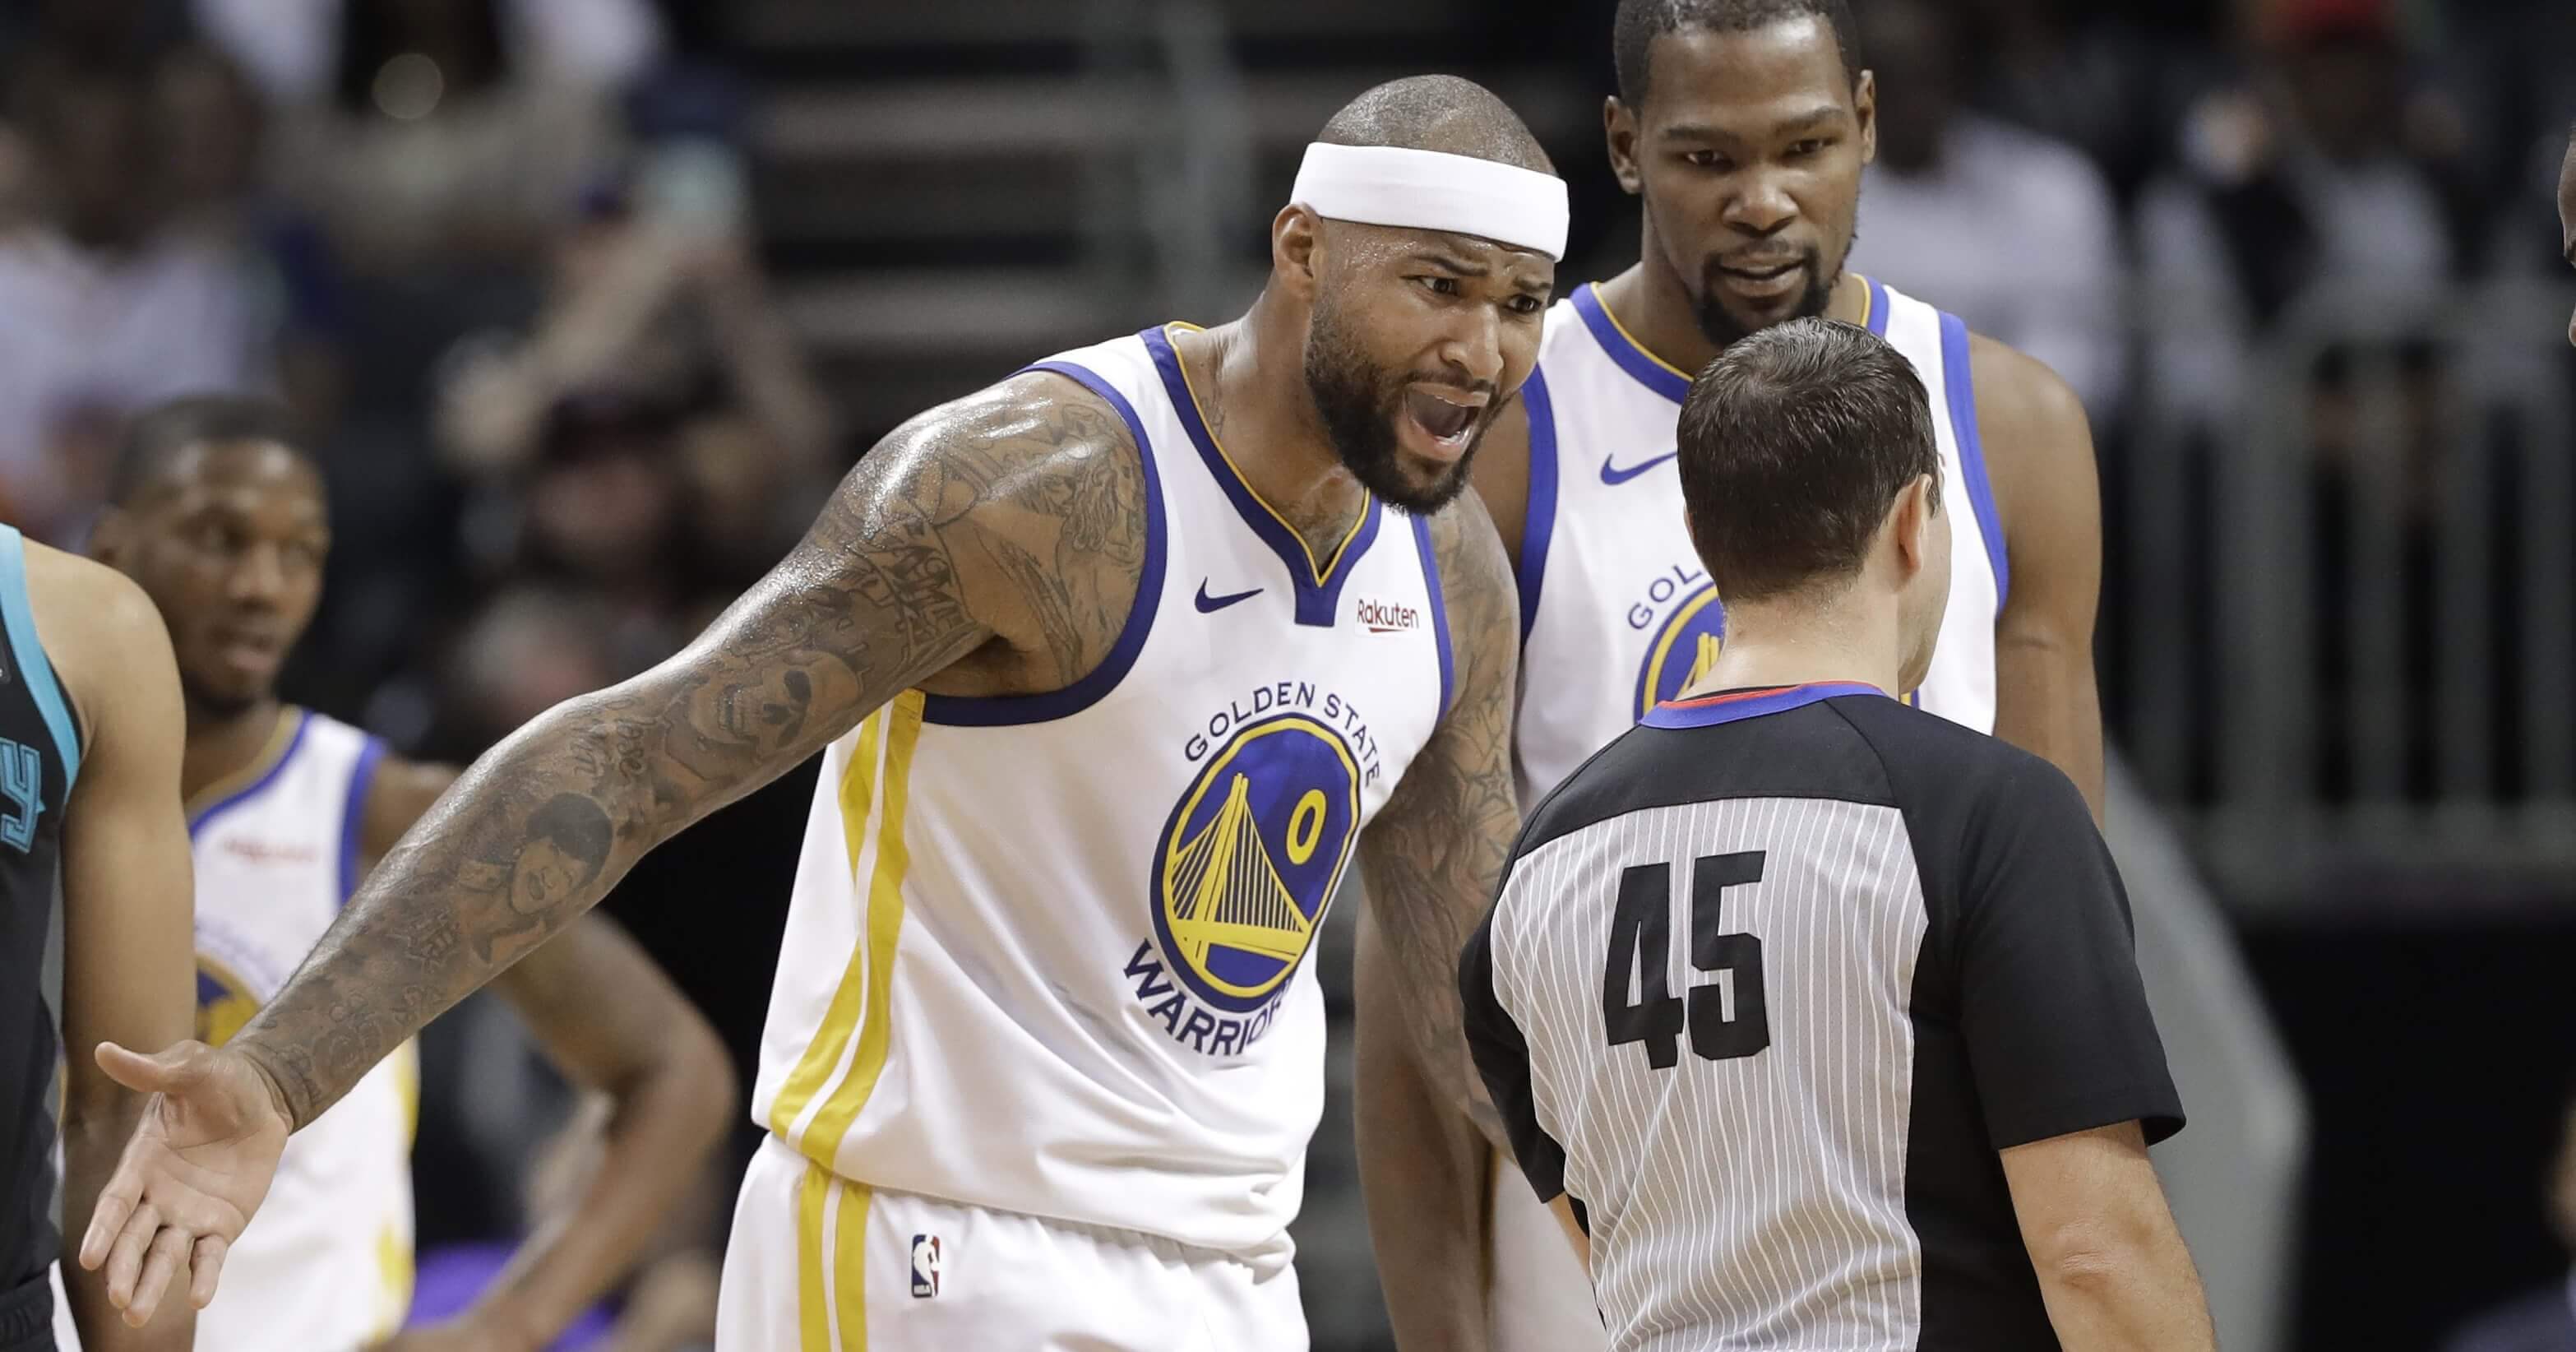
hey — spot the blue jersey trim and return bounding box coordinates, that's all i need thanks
[0,525,81,789]
[1865,275,1891,338]
[1641,682,1888,729]
[1144,326,1381,627]
[1938,311,2009,609]
[338,734,387,904]
[921,359,1169,727]
[1411,513,1454,716]
[1515,367,1560,646]
[1570,285,1690,405]
[188,708,312,838]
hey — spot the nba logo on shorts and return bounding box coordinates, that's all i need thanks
[909,1234,943,1298]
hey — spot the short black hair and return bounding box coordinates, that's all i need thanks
[1318,74,1554,175]
[108,394,310,506]
[1676,317,1937,603]
[1613,0,1863,108]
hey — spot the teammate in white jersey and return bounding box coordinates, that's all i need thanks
[80,78,1551,1350]
[65,397,732,1351]
[1357,2,2116,1346]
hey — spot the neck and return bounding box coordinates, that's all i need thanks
[182,697,287,803]
[1172,295,1371,557]
[1595,250,1871,379]
[1676,596,1901,702]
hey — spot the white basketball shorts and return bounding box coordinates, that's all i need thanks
[717,1135,1307,1351]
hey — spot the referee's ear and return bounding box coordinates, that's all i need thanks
[1889,473,1942,581]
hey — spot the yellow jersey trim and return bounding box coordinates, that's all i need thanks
[1160,322,1371,586]
[183,705,305,819]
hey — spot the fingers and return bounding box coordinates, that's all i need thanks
[189,1234,229,1309]
[102,1201,160,1307]
[95,1039,208,1094]
[124,1225,192,1327]
[80,1168,141,1271]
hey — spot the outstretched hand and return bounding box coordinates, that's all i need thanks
[77,1039,292,1327]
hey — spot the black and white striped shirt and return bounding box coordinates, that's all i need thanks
[1461,683,2184,1351]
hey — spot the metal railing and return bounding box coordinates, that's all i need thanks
[2116,278,2576,905]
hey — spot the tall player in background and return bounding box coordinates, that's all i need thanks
[76,78,1549,1350]
[1358,2,2114,1346]
[61,397,733,1352]
[0,534,195,1351]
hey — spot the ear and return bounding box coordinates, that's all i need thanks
[1605,96,1644,197]
[1853,71,1879,167]
[1889,473,1935,577]
[1272,205,1325,303]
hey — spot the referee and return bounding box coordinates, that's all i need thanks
[1460,318,2213,1351]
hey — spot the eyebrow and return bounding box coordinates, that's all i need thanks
[1411,249,1491,278]
[1659,107,1846,142]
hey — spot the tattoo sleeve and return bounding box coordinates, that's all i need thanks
[232,373,1147,1127]
[1356,492,1523,1151]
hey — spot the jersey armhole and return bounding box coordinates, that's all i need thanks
[1937,312,2010,609]
[919,360,1169,728]
[0,525,83,789]
[1515,367,1560,647]
[339,736,389,904]
[1410,514,1454,717]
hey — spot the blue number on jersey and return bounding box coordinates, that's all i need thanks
[0,738,40,852]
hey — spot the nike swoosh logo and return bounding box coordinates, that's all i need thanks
[1599,451,1680,485]
[1195,581,1263,613]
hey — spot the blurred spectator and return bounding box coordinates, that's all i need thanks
[2135,0,2479,424]
[432,166,833,658]
[2440,1079,2576,1352]
[261,0,627,277]
[1848,0,2130,419]
[1958,0,2182,204]
[193,0,664,105]
[0,51,265,543]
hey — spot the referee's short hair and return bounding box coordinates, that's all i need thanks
[1676,317,1940,604]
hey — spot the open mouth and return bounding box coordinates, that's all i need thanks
[1404,387,1483,453]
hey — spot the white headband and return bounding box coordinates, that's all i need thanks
[1289,142,1570,262]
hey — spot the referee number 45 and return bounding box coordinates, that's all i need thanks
[1603,852,1770,1068]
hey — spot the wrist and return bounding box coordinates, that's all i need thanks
[229,1041,303,1132]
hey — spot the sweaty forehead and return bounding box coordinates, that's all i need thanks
[1645,19,1855,127]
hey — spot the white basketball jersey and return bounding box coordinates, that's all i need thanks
[57,709,418,1351]
[750,326,1454,1264]
[1512,279,2009,800]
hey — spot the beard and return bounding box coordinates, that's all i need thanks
[1302,296,1487,516]
[1690,244,1843,351]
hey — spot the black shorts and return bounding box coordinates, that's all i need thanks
[0,1271,51,1352]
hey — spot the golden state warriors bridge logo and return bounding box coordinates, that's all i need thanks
[1634,573,1727,715]
[1123,696,1374,1056]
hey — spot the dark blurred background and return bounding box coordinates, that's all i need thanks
[7,0,2576,1349]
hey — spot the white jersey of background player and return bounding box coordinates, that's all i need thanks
[1353,4,2112,1349]
[56,711,418,1351]
[65,397,728,1351]
[81,80,1553,1352]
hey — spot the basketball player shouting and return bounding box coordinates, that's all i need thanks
[80,76,1552,1350]
[0,529,196,1352]
[1357,2,2115,1347]
[50,396,732,1352]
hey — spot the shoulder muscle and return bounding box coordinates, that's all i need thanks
[23,544,178,755]
[1968,332,2098,540]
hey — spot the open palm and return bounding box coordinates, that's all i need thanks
[79,1039,293,1327]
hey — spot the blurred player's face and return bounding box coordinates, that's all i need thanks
[1303,224,1552,514]
[2557,140,2575,349]
[107,442,327,716]
[1609,20,1875,350]
[1894,477,1952,694]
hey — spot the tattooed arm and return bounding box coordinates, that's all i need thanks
[1354,491,1521,1350]
[75,370,1150,1322]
